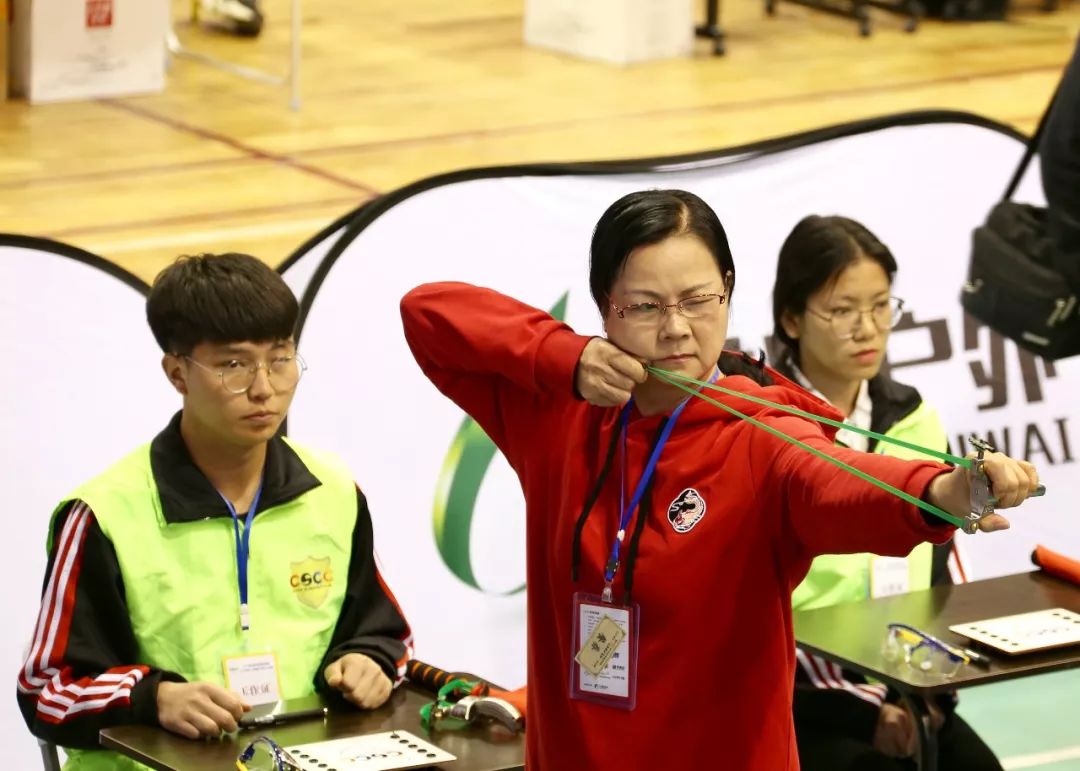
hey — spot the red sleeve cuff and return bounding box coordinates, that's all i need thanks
[909,464,958,543]
[535,329,592,397]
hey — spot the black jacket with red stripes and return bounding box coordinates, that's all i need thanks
[16,414,412,749]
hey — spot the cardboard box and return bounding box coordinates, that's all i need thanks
[524,0,694,65]
[10,0,168,103]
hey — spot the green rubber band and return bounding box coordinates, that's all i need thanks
[422,678,481,731]
[649,368,965,529]
[650,367,972,470]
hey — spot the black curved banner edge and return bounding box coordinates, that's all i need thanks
[0,232,151,296]
[276,204,370,276]
[293,108,1029,339]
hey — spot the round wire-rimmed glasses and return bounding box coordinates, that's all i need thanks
[182,353,307,395]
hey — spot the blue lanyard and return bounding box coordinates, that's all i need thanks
[602,368,719,601]
[220,479,263,632]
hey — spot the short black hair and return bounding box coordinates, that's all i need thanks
[146,253,298,354]
[589,189,735,312]
[771,215,897,353]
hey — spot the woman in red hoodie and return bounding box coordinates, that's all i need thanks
[400,189,1038,771]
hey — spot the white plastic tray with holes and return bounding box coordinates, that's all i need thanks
[949,608,1080,655]
[283,730,456,771]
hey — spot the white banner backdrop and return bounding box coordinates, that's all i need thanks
[0,240,174,769]
[286,117,1079,691]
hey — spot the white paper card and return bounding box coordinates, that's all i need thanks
[576,602,631,697]
[286,730,456,771]
[223,652,282,706]
[871,556,911,598]
[950,608,1080,654]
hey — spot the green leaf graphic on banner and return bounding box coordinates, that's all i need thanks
[433,291,570,593]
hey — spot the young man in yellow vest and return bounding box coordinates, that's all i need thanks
[17,253,413,770]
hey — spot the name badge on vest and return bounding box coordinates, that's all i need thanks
[870,556,911,599]
[223,651,283,706]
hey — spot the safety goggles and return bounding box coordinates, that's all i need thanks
[882,622,985,678]
[236,735,301,771]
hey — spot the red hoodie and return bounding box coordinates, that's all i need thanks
[401,282,954,771]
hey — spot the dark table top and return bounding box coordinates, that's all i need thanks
[100,685,525,771]
[793,571,1080,695]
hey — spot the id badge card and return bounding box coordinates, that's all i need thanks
[870,556,911,598]
[222,647,283,706]
[569,592,639,710]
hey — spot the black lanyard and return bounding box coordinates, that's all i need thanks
[571,417,669,604]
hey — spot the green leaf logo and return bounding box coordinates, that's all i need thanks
[432,292,570,594]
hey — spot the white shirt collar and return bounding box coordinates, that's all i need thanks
[790,365,872,452]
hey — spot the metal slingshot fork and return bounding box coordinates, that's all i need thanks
[964,435,1046,534]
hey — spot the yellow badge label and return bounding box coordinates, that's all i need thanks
[574,615,626,677]
[289,556,334,609]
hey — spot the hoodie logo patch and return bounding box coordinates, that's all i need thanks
[667,488,706,533]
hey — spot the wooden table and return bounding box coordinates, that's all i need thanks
[100,685,525,771]
[794,571,1080,771]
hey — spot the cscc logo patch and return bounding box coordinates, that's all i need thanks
[289,556,334,609]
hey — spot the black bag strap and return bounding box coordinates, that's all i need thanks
[1003,82,1061,201]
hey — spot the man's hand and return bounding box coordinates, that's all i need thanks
[927,451,1040,532]
[156,681,250,739]
[323,653,392,709]
[872,703,917,758]
[575,338,647,407]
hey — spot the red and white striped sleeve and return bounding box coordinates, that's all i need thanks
[374,564,414,687]
[795,649,888,706]
[792,646,888,740]
[16,501,177,748]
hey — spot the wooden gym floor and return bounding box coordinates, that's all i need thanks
[0,0,1078,286]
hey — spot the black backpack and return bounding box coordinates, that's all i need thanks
[960,87,1080,360]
